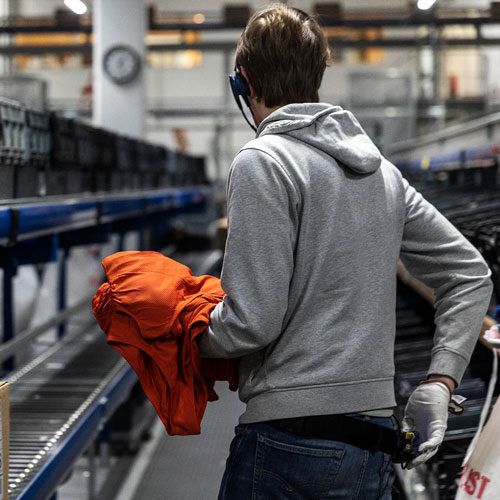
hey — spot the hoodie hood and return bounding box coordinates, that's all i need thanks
[256,103,381,174]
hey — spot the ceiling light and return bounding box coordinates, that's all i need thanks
[193,13,206,24]
[417,0,437,10]
[64,0,87,15]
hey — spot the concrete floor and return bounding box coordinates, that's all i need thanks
[57,381,244,500]
[131,382,244,500]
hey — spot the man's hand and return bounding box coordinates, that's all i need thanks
[401,382,450,469]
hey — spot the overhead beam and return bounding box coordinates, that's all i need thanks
[3,36,500,56]
[1,16,500,33]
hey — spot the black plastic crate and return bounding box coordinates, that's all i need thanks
[93,128,116,192]
[96,128,115,171]
[0,164,15,199]
[133,140,153,188]
[155,148,174,188]
[15,165,45,198]
[45,166,68,196]
[135,139,149,172]
[75,121,99,172]
[151,145,167,188]
[0,97,27,166]
[50,114,77,168]
[171,152,192,186]
[115,135,136,172]
[26,109,51,167]
[115,135,140,190]
[193,156,209,185]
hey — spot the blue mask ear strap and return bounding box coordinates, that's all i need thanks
[228,66,257,132]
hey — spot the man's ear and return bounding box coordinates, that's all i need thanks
[240,66,256,98]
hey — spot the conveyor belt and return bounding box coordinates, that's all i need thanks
[6,323,135,500]
[395,277,495,499]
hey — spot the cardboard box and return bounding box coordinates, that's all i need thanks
[0,382,9,500]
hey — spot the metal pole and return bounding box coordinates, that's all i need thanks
[2,264,15,372]
[118,232,125,252]
[0,294,93,364]
[87,440,96,500]
[57,248,70,339]
[99,421,111,469]
[431,24,445,132]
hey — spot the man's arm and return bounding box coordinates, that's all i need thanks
[400,177,493,386]
[198,148,299,359]
[399,177,492,467]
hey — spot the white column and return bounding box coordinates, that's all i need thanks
[0,0,14,76]
[93,0,145,138]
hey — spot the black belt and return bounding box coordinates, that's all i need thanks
[263,414,399,456]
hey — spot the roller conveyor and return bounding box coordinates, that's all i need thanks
[394,182,500,499]
[5,322,135,500]
[393,280,492,499]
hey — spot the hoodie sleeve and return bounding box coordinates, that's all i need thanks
[198,147,299,358]
[400,177,493,386]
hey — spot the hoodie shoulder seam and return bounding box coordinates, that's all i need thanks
[240,146,300,197]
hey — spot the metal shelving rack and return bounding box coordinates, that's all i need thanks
[0,186,209,500]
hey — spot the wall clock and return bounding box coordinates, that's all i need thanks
[103,44,142,85]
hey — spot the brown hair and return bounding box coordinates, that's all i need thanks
[236,4,331,107]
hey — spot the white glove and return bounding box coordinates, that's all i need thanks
[401,382,450,469]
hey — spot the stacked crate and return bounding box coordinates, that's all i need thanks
[0,97,209,200]
[49,114,78,195]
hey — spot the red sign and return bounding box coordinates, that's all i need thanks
[459,465,491,499]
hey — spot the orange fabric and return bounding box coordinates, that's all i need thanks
[92,250,238,436]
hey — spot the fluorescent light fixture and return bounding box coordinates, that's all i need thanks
[64,0,88,15]
[417,0,437,10]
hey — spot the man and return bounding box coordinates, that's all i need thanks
[198,4,493,499]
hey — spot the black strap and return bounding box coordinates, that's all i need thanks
[263,414,399,456]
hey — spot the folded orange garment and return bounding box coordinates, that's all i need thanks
[92,250,238,435]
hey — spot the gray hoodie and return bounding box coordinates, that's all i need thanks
[199,103,493,424]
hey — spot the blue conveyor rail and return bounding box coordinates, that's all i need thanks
[395,144,499,173]
[0,186,208,245]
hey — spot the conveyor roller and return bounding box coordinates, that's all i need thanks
[6,324,133,500]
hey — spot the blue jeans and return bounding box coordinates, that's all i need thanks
[218,415,395,500]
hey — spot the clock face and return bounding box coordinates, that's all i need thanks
[103,45,141,85]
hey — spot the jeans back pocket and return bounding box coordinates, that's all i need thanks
[253,434,345,500]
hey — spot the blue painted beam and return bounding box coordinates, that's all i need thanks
[145,191,174,212]
[0,207,10,245]
[16,200,97,241]
[0,188,207,245]
[100,197,145,222]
